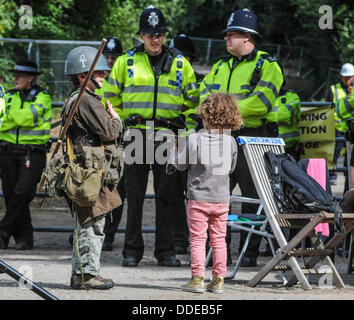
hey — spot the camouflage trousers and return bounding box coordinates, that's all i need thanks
[72,214,106,276]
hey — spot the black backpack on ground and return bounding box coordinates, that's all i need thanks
[264,151,338,214]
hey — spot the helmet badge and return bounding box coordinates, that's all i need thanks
[106,39,116,51]
[227,13,234,26]
[79,55,87,68]
[148,11,159,27]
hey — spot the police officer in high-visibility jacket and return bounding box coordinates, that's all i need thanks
[327,63,354,183]
[0,60,52,250]
[337,90,354,191]
[277,88,302,160]
[167,34,203,255]
[200,9,284,267]
[95,37,125,252]
[103,6,199,267]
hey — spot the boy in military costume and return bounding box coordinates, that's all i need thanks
[63,46,123,290]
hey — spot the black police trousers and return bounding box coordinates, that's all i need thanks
[229,125,274,259]
[170,170,189,250]
[103,175,125,244]
[0,149,46,245]
[122,161,178,262]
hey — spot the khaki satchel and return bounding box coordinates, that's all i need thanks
[59,135,104,207]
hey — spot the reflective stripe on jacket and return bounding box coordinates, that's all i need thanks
[0,86,52,145]
[95,78,126,121]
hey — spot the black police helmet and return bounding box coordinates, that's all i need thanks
[10,60,41,75]
[138,6,168,34]
[169,34,198,62]
[222,8,260,36]
[102,37,123,56]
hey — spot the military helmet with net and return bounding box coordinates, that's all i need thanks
[64,46,110,75]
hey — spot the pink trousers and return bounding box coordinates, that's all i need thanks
[187,200,229,277]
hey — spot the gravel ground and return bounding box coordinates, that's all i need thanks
[0,165,353,302]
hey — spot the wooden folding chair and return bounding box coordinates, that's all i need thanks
[347,231,354,274]
[237,136,354,290]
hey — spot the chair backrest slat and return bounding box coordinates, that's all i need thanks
[237,136,290,245]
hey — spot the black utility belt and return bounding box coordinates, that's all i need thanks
[0,141,47,153]
[232,121,278,138]
[124,115,186,132]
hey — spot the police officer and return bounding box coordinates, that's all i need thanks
[327,63,354,185]
[337,90,354,186]
[96,37,125,251]
[0,60,52,250]
[64,46,122,289]
[104,6,199,267]
[277,88,302,160]
[200,9,284,267]
[168,34,203,254]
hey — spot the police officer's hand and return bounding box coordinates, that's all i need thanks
[106,100,119,119]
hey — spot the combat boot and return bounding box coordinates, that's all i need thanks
[206,276,224,294]
[181,276,205,293]
[70,274,114,290]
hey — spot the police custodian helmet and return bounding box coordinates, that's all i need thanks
[222,8,259,36]
[102,37,123,56]
[65,46,110,75]
[138,6,168,34]
[169,34,198,62]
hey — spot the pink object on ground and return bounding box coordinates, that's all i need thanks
[187,200,229,277]
[307,158,330,237]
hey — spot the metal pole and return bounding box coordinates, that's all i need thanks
[0,259,59,300]
[298,47,304,77]
[27,41,32,60]
[36,42,40,86]
[206,38,212,65]
[276,44,281,59]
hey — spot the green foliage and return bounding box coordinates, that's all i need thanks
[0,0,353,100]
[333,4,354,64]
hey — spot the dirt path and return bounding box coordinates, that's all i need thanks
[0,168,353,301]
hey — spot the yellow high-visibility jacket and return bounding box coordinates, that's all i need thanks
[0,86,52,145]
[200,48,284,128]
[102,45,199,130]
[330,83,348,132]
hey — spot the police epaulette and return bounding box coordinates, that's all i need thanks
[262,53,277,62]
[37,86,49,94]
[220,54,232,62]
[168,47,182,59]
[132,43,144,53]
[8,88,18,94]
